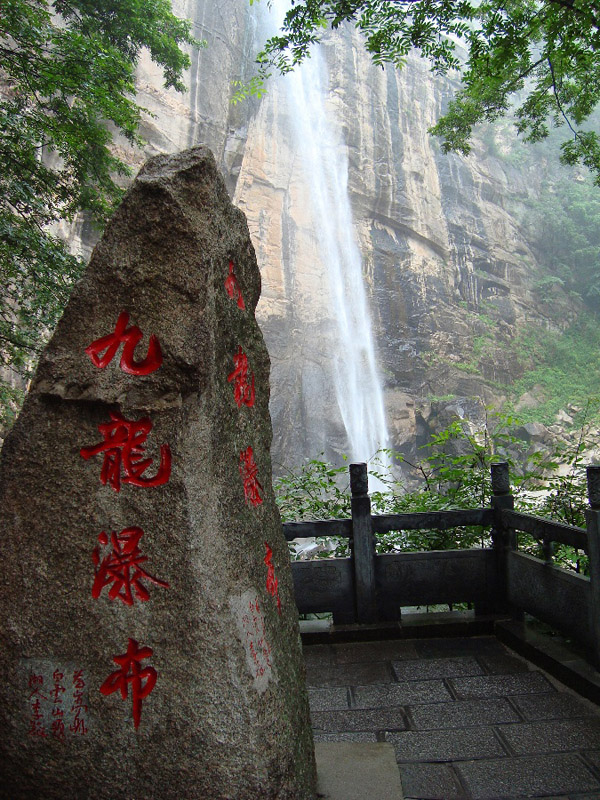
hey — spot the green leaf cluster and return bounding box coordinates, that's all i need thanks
[508,321,600,424]
[0,0,202,382]
[247,0,600,182]
[275,407,596,574]
[526,179,600,311]
[275,456,352,522]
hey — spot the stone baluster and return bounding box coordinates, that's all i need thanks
[350,463,378,624]
[585,466,600,669]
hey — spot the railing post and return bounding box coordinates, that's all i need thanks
[490,462,514,615]
[585,466,600,669]
[350,463,378,623]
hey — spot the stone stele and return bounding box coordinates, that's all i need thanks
[0,147,317,800]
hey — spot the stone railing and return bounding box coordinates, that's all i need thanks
[283,462,600,669]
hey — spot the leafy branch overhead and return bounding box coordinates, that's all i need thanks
[250,0,600,183]
[0,0,203,377]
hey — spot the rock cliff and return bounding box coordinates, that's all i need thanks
[66,0,583,471]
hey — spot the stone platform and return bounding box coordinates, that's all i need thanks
[304,635,600,800]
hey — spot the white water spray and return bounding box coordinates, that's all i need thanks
[265,2,390,472]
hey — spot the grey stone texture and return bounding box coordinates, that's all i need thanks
[399,762,465,800]
[512,691,598,720]
[0,148,316,800]
[312,708,408,733]
[476,651,531,674]
[585,750,600,770]
[499,718,600,754]
[412,636,507,658]
[304,635,600,799]
[313,731,378,743]
[449,671,554,698]
[305,661,392,687]
[308,687,351,712]
[314,742,403,800]
[333,639,420,663]
[392,656,484,680]
[456,754,600,798]
[408,698,520,730]
[386,727,508,762]
[353,681,453,708]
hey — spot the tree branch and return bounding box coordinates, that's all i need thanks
[547,55,577,136]
[545,0,600,30]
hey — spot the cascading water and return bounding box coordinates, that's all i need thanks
[263,1,390,476]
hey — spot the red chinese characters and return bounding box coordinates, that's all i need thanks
[50,670,66,741]
[28,674,47,738]
[100,639,157,729]
[239,446,263,507]
[80,411,171,492]
[85,311,163,375]
[70,670,88,736]
[264,543,282,614]
[92,527,169,606]
[241,597,272,679]
[26,667,89,740]
[228,346,255,408]
[225,260,246,310]
[81,314,168,731]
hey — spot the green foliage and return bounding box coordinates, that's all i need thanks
[277,411,530,555]
[0,381,25,433]
[525,179,600,312]
[423,306,499,378]
[532,275,565,298]
[0,0,203,381]
[426,393,457,403]
[454,361,481,375]
[275,457,351,522]
[275,409,596,575]
[508,321,600,424]
[513,402,597,573]
[275,457,352,559]
[246,0,600,183]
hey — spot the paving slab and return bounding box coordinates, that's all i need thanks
[306,661,392,687]
[584,749,600,770]
[312,707,408,733]
[315,741,404,800]
[500,718,600,755]
[352,681,453,708]
[303,635,600,800]
[414,636,510,658]
[303,643,335,668]
[314,731,378,743]
[455,753,600,799]
[450,671,555,698]
[408,698,520,730]
[308,687,351,712]
[386,727,508,762]
[333,639,419,664]
[399,762,465,800]
[392,656,484,681]
[512,691,596,720]
[477,651,531,674]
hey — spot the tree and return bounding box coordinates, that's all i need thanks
[246,0,600,183]
[0,0,202,402]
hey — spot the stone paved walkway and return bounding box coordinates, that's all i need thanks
[303,636,600,800]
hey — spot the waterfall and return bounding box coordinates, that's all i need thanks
[263,2,390,475]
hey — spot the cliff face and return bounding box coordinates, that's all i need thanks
[71,0,580,469]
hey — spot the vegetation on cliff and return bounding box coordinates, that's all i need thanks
[277,408,595,575]
[250,0,600,183]
[0,0,202,396]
